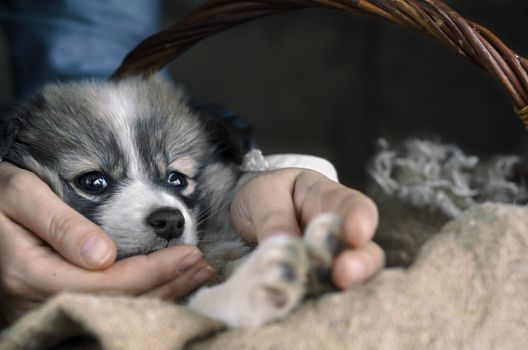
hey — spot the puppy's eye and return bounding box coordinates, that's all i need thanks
[76,172,109,194]
[166,171,187,189]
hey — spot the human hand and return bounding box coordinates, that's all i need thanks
[230,168,385,289]
[0,163,214,326]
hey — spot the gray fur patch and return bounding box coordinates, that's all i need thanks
[3,75,244,258]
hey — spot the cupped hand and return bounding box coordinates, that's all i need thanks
[0,162,213,325]
[0,162,383,326]
[230,168,385,289]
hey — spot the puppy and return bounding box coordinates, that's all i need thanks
[0,76,344,327]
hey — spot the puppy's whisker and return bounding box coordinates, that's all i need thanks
[196,200,232,226]
[196,197,232,221]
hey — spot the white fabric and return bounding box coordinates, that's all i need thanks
[241,149,338,182]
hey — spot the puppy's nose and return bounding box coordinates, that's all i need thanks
[146,208,185,241]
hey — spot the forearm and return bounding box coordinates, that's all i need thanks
[0,0,162,97]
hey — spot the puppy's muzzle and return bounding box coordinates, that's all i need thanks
[146,207,185,241]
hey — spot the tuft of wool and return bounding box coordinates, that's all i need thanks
[367,138,528,267]
[369,139,527,218]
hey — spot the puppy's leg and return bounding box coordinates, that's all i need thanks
[303,213,345,295]
[188,235,308,328]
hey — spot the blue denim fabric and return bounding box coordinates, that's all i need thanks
[0,0,162,98]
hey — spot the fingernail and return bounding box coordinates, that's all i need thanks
[190,266,215,286]
[346,258,366,288]
[179,250,203,272]
[81,235,112,267]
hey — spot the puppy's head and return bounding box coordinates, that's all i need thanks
[0,76,251,258]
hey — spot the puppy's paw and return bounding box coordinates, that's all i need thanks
[188,235,308,328]
[303,212,345,295]
[208,235,308,327]
[237,235,308,327]
[252,236,308,305]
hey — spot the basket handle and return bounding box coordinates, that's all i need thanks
[111,0,528,127]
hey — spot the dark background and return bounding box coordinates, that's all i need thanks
[2,0,528,189]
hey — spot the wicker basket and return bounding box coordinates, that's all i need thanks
[112,0,528,127]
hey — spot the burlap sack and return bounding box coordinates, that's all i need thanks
[1,203,527,350]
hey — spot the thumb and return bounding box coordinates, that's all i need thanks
[230,170,302,242]
[0,163,116,270]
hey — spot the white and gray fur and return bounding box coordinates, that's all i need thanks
[0,76,344,327]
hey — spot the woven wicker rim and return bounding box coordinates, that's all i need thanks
[112,0,528,127]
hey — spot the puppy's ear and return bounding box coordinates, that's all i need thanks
[0,110,20,162]
[192,102,253,165]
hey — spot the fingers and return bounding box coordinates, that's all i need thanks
[0,208,212,308]
[143,262,215,299]
[0,162,116,270]
[294,169,379,247]
[40,245,209,296]
[291,169,383,287]
[337,193,379,247]
[331,241,385,289]
[230,171,302,242]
